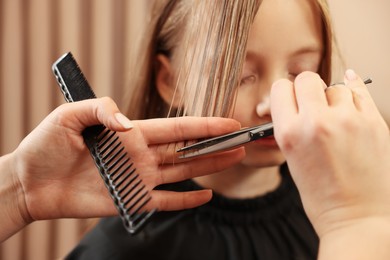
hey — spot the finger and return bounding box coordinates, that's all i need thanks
[148,142,186,164]
[294,71,328,114]
[146,138,241,164]
[325,84,354,108]
[52,97,133,133]
[136,117,241,144]
[344,69,378,113]
[270,78,298,131]
[45,191,119,219]
[157,148,245,184]
[148,190,212,211]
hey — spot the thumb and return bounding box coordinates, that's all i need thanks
[53,97,133,132]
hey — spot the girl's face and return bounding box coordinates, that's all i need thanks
[234,0,323,167]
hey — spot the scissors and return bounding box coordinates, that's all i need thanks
[177,77,373,159]
[177,122,274,158]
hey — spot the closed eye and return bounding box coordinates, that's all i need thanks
[240,75,257,86]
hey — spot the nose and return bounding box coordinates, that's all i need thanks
[255,72,285,118]
[256,96,270,117]
[255,77,274,118]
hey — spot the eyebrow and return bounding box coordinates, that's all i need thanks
[245,45,323,61]
[290,46,323,57]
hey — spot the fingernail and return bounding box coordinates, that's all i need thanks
[115,113,133,129]
[345,69,357,81]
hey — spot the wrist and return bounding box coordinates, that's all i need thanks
[318,217,390,260]
[0,153,31,242]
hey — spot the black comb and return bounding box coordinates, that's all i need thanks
[52,52,156,234]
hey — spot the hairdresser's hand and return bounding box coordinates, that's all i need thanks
[1,97,244,241]
[271,70,390,258]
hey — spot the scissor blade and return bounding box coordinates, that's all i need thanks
[178,78,372,159]
[179,132,253,158]
[178,122,274,159]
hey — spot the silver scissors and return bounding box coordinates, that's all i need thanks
[177,122,274,158]
[177,77,373,159]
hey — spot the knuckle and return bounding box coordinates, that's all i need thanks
[96,97,119,124]
[173,118,186,141]
[51,103,71,126]
[276,126,300,152]
[99,96,115,107]
[98,96,116,114]
[307,119,332,141]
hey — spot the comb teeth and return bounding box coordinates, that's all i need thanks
[52,52,156,234]
[91,128,156,233]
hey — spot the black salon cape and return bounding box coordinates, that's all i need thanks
[66,164,319,260]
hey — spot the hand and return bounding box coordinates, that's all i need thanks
[270,70,390,239]
[4,97,244,234]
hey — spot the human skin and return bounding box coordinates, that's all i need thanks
[188,0,324,198]
[271,70,390,260]
[0,97,245,242]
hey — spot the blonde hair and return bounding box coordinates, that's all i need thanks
[125,0,335,120]
[316,0,334,85]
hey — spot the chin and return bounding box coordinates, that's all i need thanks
[240,149,286,168]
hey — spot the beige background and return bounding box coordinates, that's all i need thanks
[328,0,390,122]
[0,1,147,259]
[1,1,389,259]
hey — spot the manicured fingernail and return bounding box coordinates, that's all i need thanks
[345,69,357,81]
[115,113,133,129]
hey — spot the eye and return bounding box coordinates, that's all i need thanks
[240,75,257,86]
[287,61,321,81]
